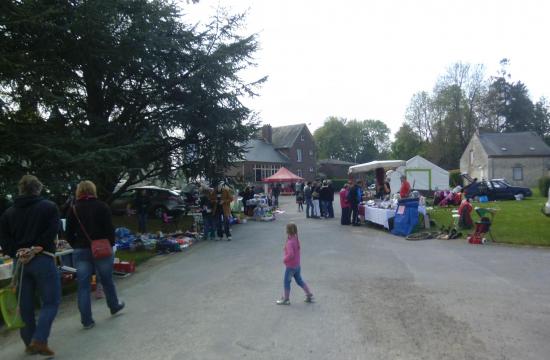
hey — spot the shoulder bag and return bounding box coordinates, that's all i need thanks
[72,206,113,260]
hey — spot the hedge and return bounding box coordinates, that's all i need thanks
[449,169,463,187]
[539,176,550,197]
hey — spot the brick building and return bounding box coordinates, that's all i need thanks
[226,124,317,185]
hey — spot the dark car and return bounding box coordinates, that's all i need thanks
[111,186,187,218]
[463,179,532,201]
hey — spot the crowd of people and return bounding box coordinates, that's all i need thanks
[0,176,124,356]
[293,175,412,226]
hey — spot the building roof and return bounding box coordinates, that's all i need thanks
[318,159,356,166]
[240,139,289,163]
[271,124,307,149]
[478,131,550,157]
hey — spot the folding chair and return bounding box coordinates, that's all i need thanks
[474,207,497,242]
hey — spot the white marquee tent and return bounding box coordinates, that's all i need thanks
[388,155,450,192]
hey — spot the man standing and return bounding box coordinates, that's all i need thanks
[399,175,411,199]
[134,189,150,233]
[0,175,61,356]
[327,180,335,218]
[348,180,362,226]
[304,182,313,218]
[210,181,233,241]
[272,183,281,208]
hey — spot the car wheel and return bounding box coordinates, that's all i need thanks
[153,206,167,219]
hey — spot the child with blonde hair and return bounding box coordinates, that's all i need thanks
[276,223,313,305]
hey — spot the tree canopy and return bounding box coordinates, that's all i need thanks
[314,117,390,164]
[0,0,264,200]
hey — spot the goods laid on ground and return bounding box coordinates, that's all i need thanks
[246,194,276,221]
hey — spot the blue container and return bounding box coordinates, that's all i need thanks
[391,198,420,236]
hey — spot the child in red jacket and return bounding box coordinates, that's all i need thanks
[276,223,313,305]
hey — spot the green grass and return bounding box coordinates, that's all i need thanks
[427,192,550,246]
[116,249,157,265]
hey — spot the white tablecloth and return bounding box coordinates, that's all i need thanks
[363,205,427,230]
[0,262,13,280]
[0,249,74,280]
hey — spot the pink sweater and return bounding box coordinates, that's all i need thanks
[340,188,350,208]
[283,235,301,268]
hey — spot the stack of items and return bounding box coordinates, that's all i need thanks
[247,195,275,221]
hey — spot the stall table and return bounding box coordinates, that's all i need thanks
[359,204,427,230]
[0,249,74,280]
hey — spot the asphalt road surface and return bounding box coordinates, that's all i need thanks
[2,196,550,359]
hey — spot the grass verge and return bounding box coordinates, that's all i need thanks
[428,192,550,246]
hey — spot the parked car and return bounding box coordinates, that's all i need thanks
[463,179,532,201]
[111,186,187,218]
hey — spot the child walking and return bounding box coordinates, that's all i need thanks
[276,223,313,305]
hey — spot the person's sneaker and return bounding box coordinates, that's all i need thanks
[95,287,105,300]
[276,298,290,305]
[227,236,232,241]
[83,321,95,330]
[304,294,314,303]
[28,340,55,357]
[110,301,125,315]
[217,237,223,241]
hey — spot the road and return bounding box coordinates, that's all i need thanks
[2,196,550,359]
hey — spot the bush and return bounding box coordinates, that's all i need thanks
[539,176,550,197]
[449,169,463,188]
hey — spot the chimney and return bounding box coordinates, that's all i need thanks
[262,124,272,144]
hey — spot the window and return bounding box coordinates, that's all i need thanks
[297,149,303,162]
[297,169,302,177]
[309,167,314,173]
[513,166,523,181]
[469,149,474,165]
[300,135,305,142]
[309,150,314,156]
[254,164,281,181]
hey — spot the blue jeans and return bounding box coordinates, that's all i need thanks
[215,210,231,238]
[73,248,121,326]
[305,199,313,217]
[203,214,215,239]
[328,201,334,218]
[138,212,147,233]
[283,267,310,298]
[18,255,61,345]
[321,200,330,218]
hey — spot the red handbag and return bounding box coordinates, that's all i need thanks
[72,206,113,260]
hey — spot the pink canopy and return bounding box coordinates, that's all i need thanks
[262,167,304,183]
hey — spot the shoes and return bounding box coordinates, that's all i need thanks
[227,236,232,241]
[217,237,223,241]
[83,321,95,330]
[28,340,55,357]
[110,301,125,315]
[95,287,105,300]
[305,294,314,303]
[276,298,290,305]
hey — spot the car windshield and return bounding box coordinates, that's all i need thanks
[492,181,507,189]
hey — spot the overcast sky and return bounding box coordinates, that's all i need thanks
[184,0,550,135]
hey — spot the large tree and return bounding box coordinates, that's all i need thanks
[314,117,390,163]
[0,0,263,200]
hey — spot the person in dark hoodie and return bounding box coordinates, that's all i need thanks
[65,180,125,330]
[0,175,61,357]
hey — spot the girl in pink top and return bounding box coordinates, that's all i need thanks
[276,223,313,305]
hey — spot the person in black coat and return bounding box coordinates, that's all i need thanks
[0,175,60,356]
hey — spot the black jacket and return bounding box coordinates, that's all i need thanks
[319,186,332,202]
[0,196,60,258]
[66,198,115,249]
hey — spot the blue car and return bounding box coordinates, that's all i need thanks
[463,179,532,201]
